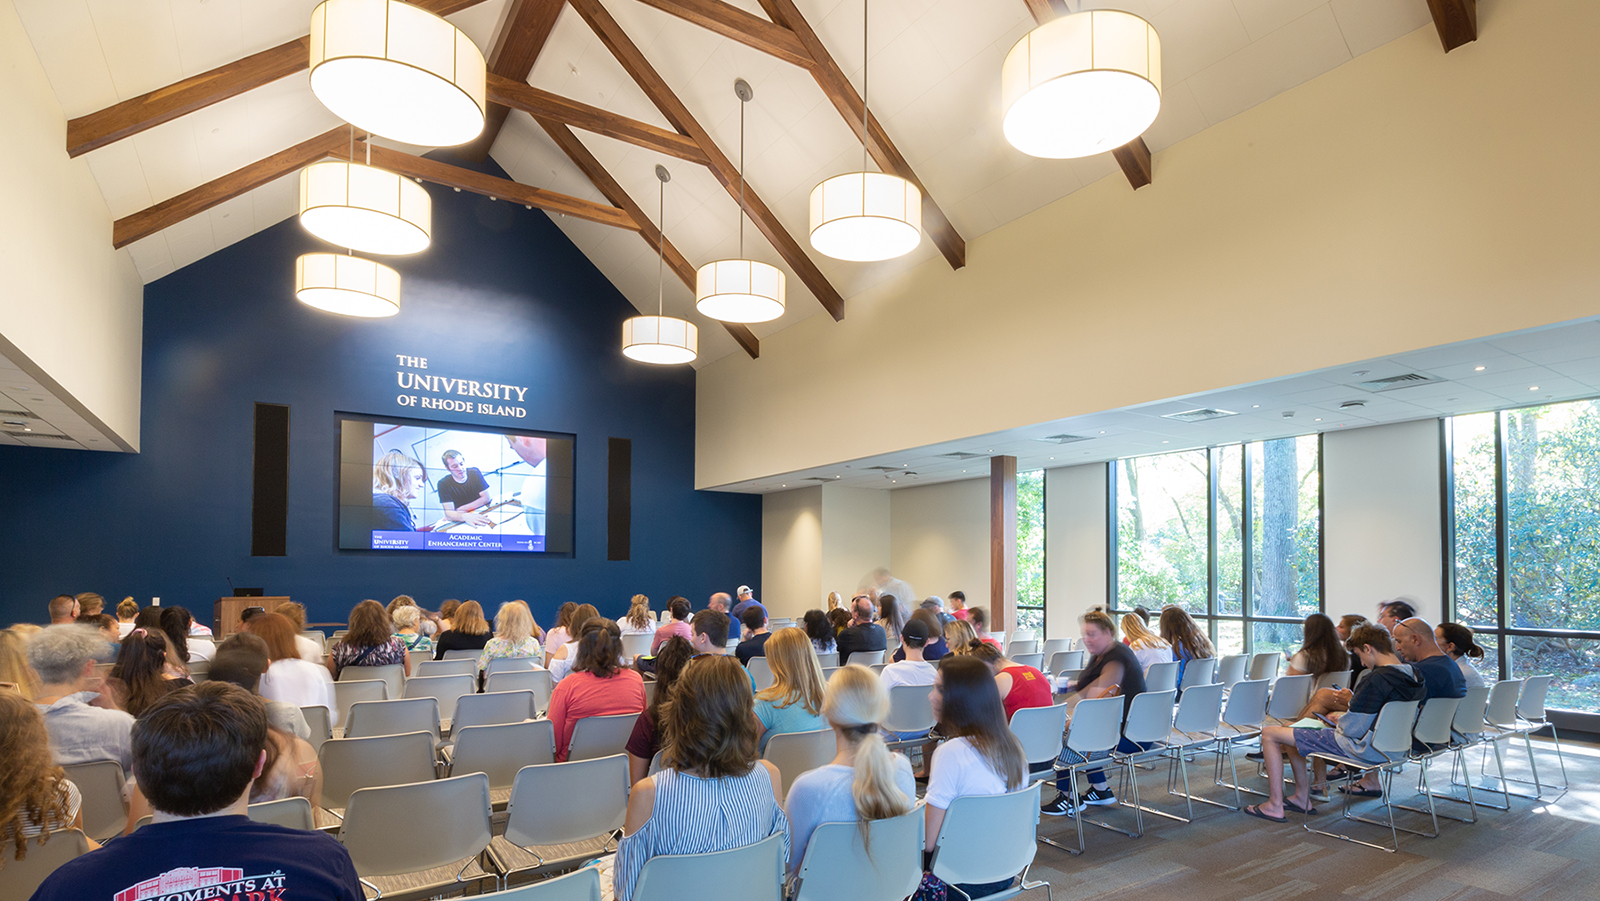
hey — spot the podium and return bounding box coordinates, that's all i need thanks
[214,596,292,640]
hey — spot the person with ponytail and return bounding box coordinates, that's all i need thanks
[783,665,915,875]
[109,629,193,718]
[1436,622,1487,689]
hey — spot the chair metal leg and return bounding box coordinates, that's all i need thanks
[1303,760,1406,853]
[1019,863,1052,901]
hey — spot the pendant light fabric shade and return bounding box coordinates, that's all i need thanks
[299,160,432,254]
[622,315,698,365]
[695,260,785,323]
[1002,9,1161,159]
[809,172,922,262]
[309,0,487,147]
[296,253,401,317]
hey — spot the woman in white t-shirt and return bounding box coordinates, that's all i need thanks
[250,613,337,724]
[1121,613,1172,672]
[921,656,1028,899]
[1437,622,1488,690]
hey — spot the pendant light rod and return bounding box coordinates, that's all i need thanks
[734,78,751,259]
[656,164,670,317]
[861,0,869,173]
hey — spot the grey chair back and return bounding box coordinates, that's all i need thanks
[486,668,553,713]
[1221,678,1270,730]
[332,678,388,730]
[345,696,440,739]
[1122,689,1177,744]
[1214,654,1249,690]
[749,656,775,690]
[792,806,923,901]
[453,690,537,731]
[504,755,629,849]
[319,730,438,811]
[1144,660,1180,693]
[1485,679,1522,728]
[849,649,885,666]
[338,663,405,700]
[929,783,1042,890]
[1009,702,1070,768]
[1518,674,1553,723]
[0,830,89,899]
[567,713,641,761]
[1453,685,1492,740]
[633,831,785,901]
[1006,638,1039,658]
[1066,696,1123,754]
[301,704,333,752]
[59,760,126,841]
[1178,657,1217,692]
[761,728,836,800]
[1413,697,1462,749]
[478,867,602,901]
[442,648,481,661]
[621,633,654,660]
[415,658,477,678]
[1041,638,1075,660]
[1172,682,1224,736]
[403,674,475,728]
[1047,649,1085,675]
[815,652,839,668]
[449,721,557,789]
[884,683,936,735]
[248,796,316,830]
[1012,652,1045,671]
[1314,669,1351,692]
[486,656,543,676]
[1266,674,1313,720]
[340,773,492,878]
[1247,652,1280,683]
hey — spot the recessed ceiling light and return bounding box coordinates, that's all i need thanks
[1162,440,1169,444]
[1314,418,1322,422]
[1530,386,1539,391]
[1252,405,1260,409]
[1475,366,1486,371]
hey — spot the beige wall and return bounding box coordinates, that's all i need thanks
[1323,419,1444,624]
[760,486,823,620]
[819,485,890,609]
[888,478,991,613]
[0,1,143,450]
[1044,463,1109,640]
[698,0,1600,488]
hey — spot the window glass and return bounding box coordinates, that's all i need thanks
[1215,620,1245,657]
[1250,436,1320,619]
[1510,636,1600,713]
[1116,451,1209,615]
[1016,470,1045,634]
[1503,402,1600,633]
[1450,412,1498,629]
[1217,445,1244,616]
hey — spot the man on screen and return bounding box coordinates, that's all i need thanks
[437,450,494,527]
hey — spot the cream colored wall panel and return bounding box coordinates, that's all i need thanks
[889,478,990,614]
[761,487,824,621]
[820,485,892,609]
[1044,464,1109,641]
[1323,419,1443,623]
[11,0,118,116]
[696,0,1600,489]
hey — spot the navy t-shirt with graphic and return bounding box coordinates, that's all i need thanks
[30,815,364,901]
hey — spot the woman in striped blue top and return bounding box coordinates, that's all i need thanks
[614,654,790,901]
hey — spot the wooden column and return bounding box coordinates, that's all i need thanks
[990,455,1018,634]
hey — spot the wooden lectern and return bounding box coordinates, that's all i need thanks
[214,596,291,641]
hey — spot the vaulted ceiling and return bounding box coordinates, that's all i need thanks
[14,0,1441,366]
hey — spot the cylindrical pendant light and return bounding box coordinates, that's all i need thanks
[697,79,785,323]
[1002,9,1161,159]
[309,0,487,147]
[808,0,921,262]
[296,252,401,317]
[299,159,432,254]
[623,166,698,365]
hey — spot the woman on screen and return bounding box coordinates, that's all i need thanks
[372,450,426,531]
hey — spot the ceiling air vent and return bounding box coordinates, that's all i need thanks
[1353,373,1443,392]
[1161,408,1236,423]
[5,431,70,440]
[864,466,900,472]
[0,409,32,418]
[1037,434,1093,445]
[936,451,987,459]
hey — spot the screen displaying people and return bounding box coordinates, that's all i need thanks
[339,419,573,553]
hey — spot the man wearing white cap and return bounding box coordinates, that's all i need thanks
[730,585,766,622]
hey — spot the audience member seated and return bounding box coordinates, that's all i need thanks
[29,683,363,901]
[75,593,105,619]
[329,600,410,679]
[879,619,937,744]
[827,608,851,637]
[1,628,41,699]
[784,664,915,876]
[544,602,577,657]
[1436,622,1487,689]
[626,636,695,783]
[1336,616,1465,796]
[1303,613,1374,720]
[614,655,790,901]
[546,603,598,681]
[437,599,461,633]
[160,607,213,664]
[920,597,954,628]
[47,595,78,626]
[1159,606,1215,688]
[249,614,335,724]
[1121,613,1173,671]
[209,634,311,740]
[707,593,732,618]
[1376,599,1416,631]
[132,606,163,634]
[877,595,909,642]
[948,590,968,621]
[391,605,433,656]
[923,656,1028,899]
[1044,610,1146,816]
[1287,613,1350,681]
[892,610,949,662]
[942,619,980,657]
[0,692,100,861]
[730,585,766,623]
[1245,623,1426,822]
[27,625,136,769]
[802,609,836,655]
[966,607,1001,648]
[78,614,120,663]
[271,602,324,663]
[549,619,646,762]
[652,597,694,654]
[108,629,193,718]
[115,599,139,638]
[753,628,826,752]
[736,607,773,665]
[432,600,492,660]
[968,641,1050,722]
[826,591,843,612]
[621,596,655,637]
[837,596,888,665]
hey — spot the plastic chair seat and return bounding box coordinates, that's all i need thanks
[632,831,785,901]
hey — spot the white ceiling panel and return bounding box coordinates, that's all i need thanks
[1186,5,1352,126]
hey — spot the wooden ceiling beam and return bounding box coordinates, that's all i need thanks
[488,75,709,164]
[569,0,844,321]
[1022,0,1153,190]
[627,0,812,68]
[1426,0,1477,53]
[755,0,967,270]
[66,0,492,159]
[456,0,566,162]
[540,121,759,358]
[112,128,349,248]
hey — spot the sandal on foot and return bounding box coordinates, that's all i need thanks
[1243,804,1287,823]
[1284,799,1317,815]
[1338,785,1383,798]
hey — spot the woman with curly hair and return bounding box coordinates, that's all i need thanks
[613,655,788,901]
[329,600,410,679]
[0,693,98,865]
[621,596,655,637]
[109,629,192,718]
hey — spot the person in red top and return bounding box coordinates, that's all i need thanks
[968,641,1051,721]
[651,597,694,654]
[966,607,1003,649]
[549,618,646,761]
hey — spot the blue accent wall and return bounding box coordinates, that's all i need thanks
[0,161,760,629]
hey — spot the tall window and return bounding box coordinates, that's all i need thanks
[1016,470,1045,633]
[1449,400,1600,712]
[1113,436,1321,654]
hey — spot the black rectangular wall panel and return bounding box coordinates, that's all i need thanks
[252,403,290,557]
[608,437,631,561]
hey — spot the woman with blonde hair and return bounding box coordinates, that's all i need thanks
[783,664,915,874]
[942,618,979,655]
[548,603,599,681]
[477,601,544,674]
[0,629,39,699]
[432,600,492,660]
[1121,612,1173,671]
[826,591,842,612]
[753,628,826,752]
[621,595,654,637]
[370,450,427,531]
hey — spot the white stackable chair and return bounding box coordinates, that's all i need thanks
[345,697,441,741]
[338,663,405,701]
[472,867,601,901]
[1010,703,1071,778]
[748,656,775,690]
[1211,678,1270,808]
[1314,670,1352,693]
[1144,661,1180,694]
[621,633,653,661]
[487,755,629,881]
[848,649,885,666]
[1214,655,1249,691]
[448,720,557,807]
[1047,650,1085,677]
[1266,674,1313,724]
[1041,638,1075,660]
[1178,657,1217,694]
[1161,682,1225,818]
[1012,652,1045,671]
[1247,653,1280,684]
[451,690,537,733]
[791,806,924,901]
[319,730,439,821]
[882,683,936,750]
[404,674,476,732]
[486,656,543,677]
[59,759,127,842]
[1006,638,1039,658]
[1303,699,1422,853]
[415,658,477,679]
[339,772,495,898]
[933,783,1050,901]
[1390,696,1466,833]
[815,652,838,668]
[245,796,317,831]
[1111,689,1179,834]
[1479,678,1542,801]
[1043,695,1125,854]
[567,713,641,762]
[332,678,389,734]
[761,728,837,801]
[442,648,482,661]
[301,704,333,753]
[632,831,786,901]
[0,830,90,899]
[1514,674,1569,796]
[486,669,553,714]
[1438,686,1498,811]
